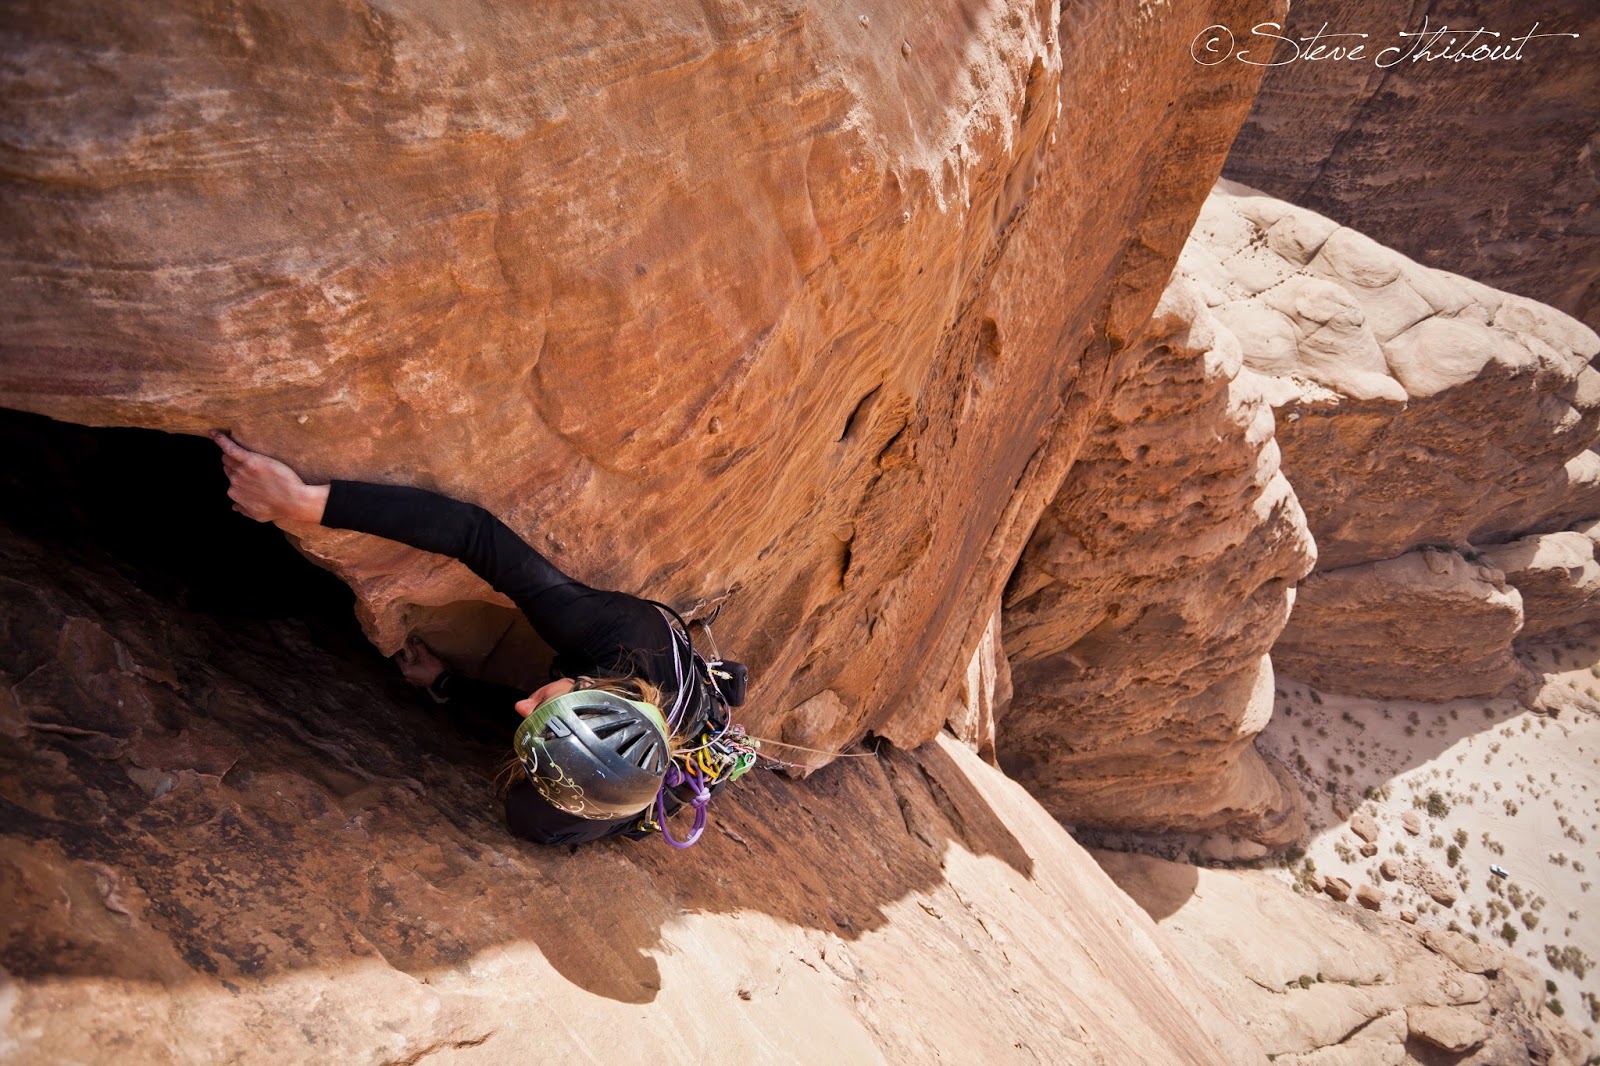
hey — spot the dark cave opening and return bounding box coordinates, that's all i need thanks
[0,406,550,693]
[0,407,358,627]
[0,406,518,754]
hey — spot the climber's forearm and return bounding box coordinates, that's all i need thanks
[292,483,330,524]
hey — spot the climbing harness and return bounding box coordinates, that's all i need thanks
[628,601,757,847]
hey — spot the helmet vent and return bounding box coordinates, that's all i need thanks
[592,719,632,741]
[618,733,665,772]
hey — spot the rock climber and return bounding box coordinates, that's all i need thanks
[210,430,753,847]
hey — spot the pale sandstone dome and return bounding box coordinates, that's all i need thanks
[1176,181,1600,702]
[1224,0,1600,333]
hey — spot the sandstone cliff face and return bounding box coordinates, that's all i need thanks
[998,278,1313,841]
[0,0,1286,761]
[0,519,1266,1065]
[1223,0,1600,334]
[1177,182,1600,701]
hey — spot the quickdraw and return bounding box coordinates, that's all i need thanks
[639,719,759,848]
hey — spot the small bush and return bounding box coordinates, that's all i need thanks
[1500,922,1519,945]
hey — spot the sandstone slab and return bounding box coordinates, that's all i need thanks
[1094,852,1579,1065]
[0,520,1267,1065]
[1421,930,1501,977]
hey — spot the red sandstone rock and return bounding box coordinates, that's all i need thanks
[1402,812,1422,836]
[1379,859,1400,882]
[1400,910,1418,925]
[0,0,1289,773]
[1354,884,1383,911]
[1323,877,1352,902]
[1358,842,1377,859]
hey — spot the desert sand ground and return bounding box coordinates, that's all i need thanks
[1255,638,1600,1052]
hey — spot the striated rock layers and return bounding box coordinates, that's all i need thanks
[1096,850,1587,1066]
[1274,550,1525,701]
[999,277,1314,841]
[0,0,1286,760]
[1178,181,1600,700]
[1223,0,1600,333]
[1480,527,1600,644]
[0,521,1267,1065]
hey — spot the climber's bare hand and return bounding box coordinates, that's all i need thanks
[395,637,447,687]
[211,430,328,525]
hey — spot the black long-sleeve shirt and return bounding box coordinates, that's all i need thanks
[321,480,687,845]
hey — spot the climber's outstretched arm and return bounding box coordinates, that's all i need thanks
[209,431,617,663]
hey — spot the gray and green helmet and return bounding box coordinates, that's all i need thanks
[512,689,671,820]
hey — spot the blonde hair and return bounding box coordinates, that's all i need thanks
[494,673,674,797]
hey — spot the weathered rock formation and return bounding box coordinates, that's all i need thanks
[1273,550,1526,701]
[1096,850,1587,1066]
[1223,0,1600,333]
[999,278,1313,840]
[1177,181,1600,700]
[0,0,1289,764]
[0,517,1266,1064]
[1179,181,1600,572]
[1480,529,1600,644]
